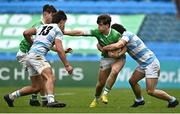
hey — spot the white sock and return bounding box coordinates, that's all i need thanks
[47,94,55,103]
[135,97,144,102]
[169,96,176,103]
[9,90,21,100]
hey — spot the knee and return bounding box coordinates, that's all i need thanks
[129,78,135,86]
[146,89,155,96]
[43,74,55,83]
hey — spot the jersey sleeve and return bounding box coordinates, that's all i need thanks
[121,31,130,42]
[90,29,99,36]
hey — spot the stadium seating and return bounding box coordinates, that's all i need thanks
[0,0,172,1]
[138,14,180,60]
[0,0,176,14]
[138,14,180,42]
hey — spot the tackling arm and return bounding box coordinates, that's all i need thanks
[103,39,127,51]
[118,46,127,56]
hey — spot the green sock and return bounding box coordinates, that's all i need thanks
[41,96,47,102]
[31,94,38,100]
[95,96,100,101]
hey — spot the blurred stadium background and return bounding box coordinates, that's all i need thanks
[0,0,180,90]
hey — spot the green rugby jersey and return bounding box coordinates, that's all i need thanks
[19,20,43,53]
[89,28,122,57]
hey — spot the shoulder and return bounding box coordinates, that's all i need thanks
[111,28,121,35]
[111,28,121,38]
[123,31,134,37]
[91,28,99,34]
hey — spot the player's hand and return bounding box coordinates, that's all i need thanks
[108,48,122,58]
[65,65,73,75]
[65,48,73,54]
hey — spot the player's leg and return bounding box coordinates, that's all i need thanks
[26,54,65,108]
[41,67,66,108]
[16,50,41,106]
[39,77,48,107]
[129,67,145,107]
[4,74,41,107]
[89,58,112,107]
[146,78,178,107]
[89,68,111,107]
[145,59,178,108]
[101,56,125,104]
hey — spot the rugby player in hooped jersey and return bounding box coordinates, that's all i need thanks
[102,23,179,108]
[4,11,73,108]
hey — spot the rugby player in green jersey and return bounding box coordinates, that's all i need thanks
[65,14,126,107]
[16,4,57,107]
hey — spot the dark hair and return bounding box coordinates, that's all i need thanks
[111,23,126,34]
[97,14,111,26]
[52,10,67,24]
[43,4,57,13]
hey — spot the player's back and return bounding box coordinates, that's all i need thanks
[123,31,156,67]
[29,24,63,56]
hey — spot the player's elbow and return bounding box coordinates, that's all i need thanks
[23,30,29,38]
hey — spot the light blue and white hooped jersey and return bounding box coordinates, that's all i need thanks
[122,31,157,68]
[29,24,63,56]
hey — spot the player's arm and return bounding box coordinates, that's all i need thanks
[107,46,127,58]
[50,46,73,54]
[103,39,127,51]
[118,46,127,56]
[55,39,73,75]
[64,30,85,36]
[64,29,94,36]
[23,27,36,45]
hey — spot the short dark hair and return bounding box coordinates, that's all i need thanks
[43,4,57,13]
[97,14,111,26]
[52,10,67,24]
[111,23,126,34]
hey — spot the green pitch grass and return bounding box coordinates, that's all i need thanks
[0,87,179,113]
